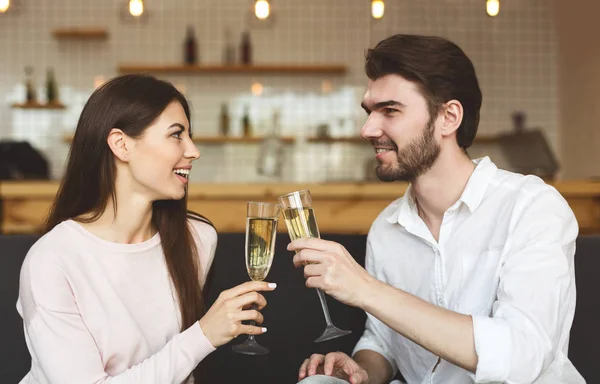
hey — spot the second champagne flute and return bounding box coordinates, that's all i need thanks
[232,201,279,355]
[278,189,352,343]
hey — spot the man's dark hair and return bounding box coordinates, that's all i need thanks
[365,34,482,150]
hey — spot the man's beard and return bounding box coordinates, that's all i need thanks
[374,119,440,182]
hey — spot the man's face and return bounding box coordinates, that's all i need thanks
[360,74,441,182]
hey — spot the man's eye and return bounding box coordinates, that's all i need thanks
[384,108,398,114]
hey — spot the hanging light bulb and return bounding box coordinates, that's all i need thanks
[371,0,384,20]
[486,0,500,17]
[251,81,264,96]
[255,0,270,20]
[129,0,144,17]
[0,0,10,13]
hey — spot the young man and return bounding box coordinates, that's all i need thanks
[292,34,584,384]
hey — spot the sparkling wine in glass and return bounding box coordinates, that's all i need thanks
[232,201,279,355]
[278,190,352,343]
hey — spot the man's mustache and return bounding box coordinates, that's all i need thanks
[370,139,398,151]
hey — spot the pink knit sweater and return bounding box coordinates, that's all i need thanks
[17,219,217,383]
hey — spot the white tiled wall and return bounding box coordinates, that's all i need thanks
[0,0,558,182]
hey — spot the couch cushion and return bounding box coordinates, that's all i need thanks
[569,235,600,383]
[3,233,595,383]
[0,235,37,383]
[200,233,368,383]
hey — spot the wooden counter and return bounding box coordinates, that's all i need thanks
[1,181,600,235]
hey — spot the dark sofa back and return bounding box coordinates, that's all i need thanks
[0,235,38,383]
[0,233,368,384]
[569,236,600,382]
[1,234,598,383]
[200,233,368,383]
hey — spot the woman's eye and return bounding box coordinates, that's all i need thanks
[172,131,183,139]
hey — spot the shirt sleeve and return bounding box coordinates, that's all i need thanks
[18,246,215,384]
[352,234,398,377]
[472,187,578,383]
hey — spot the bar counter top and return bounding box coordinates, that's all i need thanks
[2,180,600,234]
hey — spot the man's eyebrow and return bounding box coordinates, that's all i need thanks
[361,100,405,112]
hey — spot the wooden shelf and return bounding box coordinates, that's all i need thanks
[307,136,364,144]
[474,134,502,144]
[12,102,66,110]
[62,134,295,144]
[52,28,108,40]
[118,64,347,75]
[191,136,295,144]
[307,135,503,144]
[3,180,600,235]
[63,134,501,145]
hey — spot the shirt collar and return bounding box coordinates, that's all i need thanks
[386,183,418,227]
[386,156,497,226]
[459,156,497,212]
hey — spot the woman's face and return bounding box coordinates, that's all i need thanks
[124,101,200,201]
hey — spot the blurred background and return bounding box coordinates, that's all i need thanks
[0,0,595,184]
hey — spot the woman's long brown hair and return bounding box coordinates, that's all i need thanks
[44,74,211,380]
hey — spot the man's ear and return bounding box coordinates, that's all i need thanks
[440,100,464,137]
[107,128,130,162]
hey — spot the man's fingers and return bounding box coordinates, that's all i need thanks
[307,354,325,376]
[349,371,368,384]
[323,353,342,376]
[303,263,322,278]
[293,249,326,267]
[305,276,324,289]
[298,359,310,380]
[288,237,339,252]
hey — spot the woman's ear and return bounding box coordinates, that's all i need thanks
[440,100,464,137]
[107,128,130,162]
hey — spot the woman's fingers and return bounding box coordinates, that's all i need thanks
[230,291,267,310]
[235,308,265,325]
[220,280,276,301]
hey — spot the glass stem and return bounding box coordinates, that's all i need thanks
[247,303,258,341]
[316,288,334,326]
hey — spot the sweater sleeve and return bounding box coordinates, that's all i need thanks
[18,245,216,384]
[188,218,218,287]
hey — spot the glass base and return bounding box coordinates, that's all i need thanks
[314,325,352,343]
[232,338,269,355]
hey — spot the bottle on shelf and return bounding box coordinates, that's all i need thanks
[242,105,252,136]
[46,67,59,105]
[24,66,36,104]
[219,103,230,136]
[512,111,526,134]
[223,28,235,65]
[184,25,198,65]
[240,31,252,65]
[257,109,284,177]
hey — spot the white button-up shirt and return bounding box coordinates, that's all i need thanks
[353,157,585,384]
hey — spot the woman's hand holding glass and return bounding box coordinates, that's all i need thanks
[232,201,280,355]
[199,280,276,348]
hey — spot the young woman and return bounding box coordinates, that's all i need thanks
[17,74,274,383]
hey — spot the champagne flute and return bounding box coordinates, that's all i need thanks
[278,190,352,343]
[232,201,280,355]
